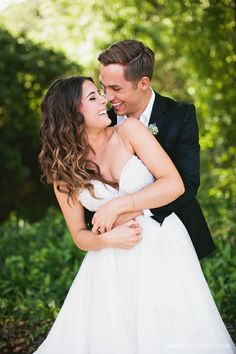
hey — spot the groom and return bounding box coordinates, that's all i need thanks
[86,39,215,260]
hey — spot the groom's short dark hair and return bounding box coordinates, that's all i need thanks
[98,40,155,83]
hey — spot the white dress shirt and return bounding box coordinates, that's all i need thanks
[117,88,156,218]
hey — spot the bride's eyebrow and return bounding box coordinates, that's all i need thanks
[86,91,96,98]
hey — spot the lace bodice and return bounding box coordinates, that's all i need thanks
[78,155,155,211]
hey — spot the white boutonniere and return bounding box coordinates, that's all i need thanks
[148,123,159,135]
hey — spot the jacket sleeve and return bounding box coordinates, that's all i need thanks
[84,208,94,229]
[150,104,200,216]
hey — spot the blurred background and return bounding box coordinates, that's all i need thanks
[0,0,235,352]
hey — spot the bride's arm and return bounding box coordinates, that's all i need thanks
[92,118,185,232]
[53,184,142,251]
[120,118,185,209]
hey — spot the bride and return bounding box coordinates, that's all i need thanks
[34,76,235,353]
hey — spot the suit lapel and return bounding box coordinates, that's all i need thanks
[108,108,117,127]
[148,92,167,131]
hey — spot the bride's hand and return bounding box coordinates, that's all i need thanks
[103,219,142,250]
[113,210,143,227]
[92,197,126,233]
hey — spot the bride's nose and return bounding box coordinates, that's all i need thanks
[100,94,108,105]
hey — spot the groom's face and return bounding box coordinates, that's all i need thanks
[100,64,144,118]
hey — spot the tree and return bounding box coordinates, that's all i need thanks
[0,29,81,221]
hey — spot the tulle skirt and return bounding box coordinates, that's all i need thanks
[34,213,236,354]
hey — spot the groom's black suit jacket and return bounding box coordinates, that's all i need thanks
[85,91,216,260]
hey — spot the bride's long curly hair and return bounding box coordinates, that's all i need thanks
[39,76,117,200]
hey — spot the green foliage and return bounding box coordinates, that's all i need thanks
[0,28,81,221]
[0,208,86,353]
[201,242,236,322]
[0,0,109,70]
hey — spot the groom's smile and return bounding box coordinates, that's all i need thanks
[112,101,123,112]
[99,63,151,119]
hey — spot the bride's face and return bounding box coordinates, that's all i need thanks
[79,80,111,130]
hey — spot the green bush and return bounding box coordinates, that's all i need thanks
[201,241,236,323]
[0,29,81,222]
[0,208,86,353]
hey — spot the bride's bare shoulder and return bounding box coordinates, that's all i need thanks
[115,118,144,136]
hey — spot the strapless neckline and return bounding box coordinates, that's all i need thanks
[92,155,138,192]
[78,155,155,211]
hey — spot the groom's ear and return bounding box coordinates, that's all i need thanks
[137,76,150,90]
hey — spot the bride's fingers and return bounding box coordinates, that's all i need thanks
[91,213,97,225]
[131,228,142,243]
[92,223,101,233]
[132,235,141,244]
[134,227,142,235]
[122,219,140,228]
[92,225,97,233]
[130,222,140,228]
[97,226,106,234]
[92,222,112,234]
[106,223,113,232]
[131,223,140,229]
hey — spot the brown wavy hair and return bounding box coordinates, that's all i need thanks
[39,76,117,200]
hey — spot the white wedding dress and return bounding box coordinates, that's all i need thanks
[34,155,235,354]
